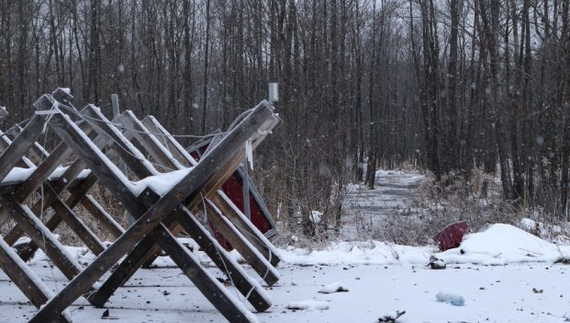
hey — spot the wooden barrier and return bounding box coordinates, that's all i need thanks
[0,89,281,323]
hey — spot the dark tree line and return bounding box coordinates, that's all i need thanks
[1,0,570,236]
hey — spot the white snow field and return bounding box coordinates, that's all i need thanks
[1,170,570,323]
[0,222,569,323]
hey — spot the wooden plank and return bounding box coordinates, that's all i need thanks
[86,214,179,308]
[92,110,278,285]
[0,130,36,169]
[50,194,106,256]
[141,115,195,167]
[2,155,94,246]
[145,113,280,265]
[12,122,93,202]
[8,173,99,262]
[80,105,158,179]
[6,125,51,163]
[115,111,184,171]
[0,237,50,307]
[86,111,275,307]
[214,190,282,266]
[9,126,125,255]
[172,205,273,311]
[0,114,45,182]
[0,195,83,280]
[0,237,72,323]
[80,195,125,239]
[203,199,279,285]
[34,94,146,216]
[30,97,279,323]
[1,110,128,258]
[149,223,261,323]
[0,115,46,226]
[13,142,72,201]
[0,123,91,228]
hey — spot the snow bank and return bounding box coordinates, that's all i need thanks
[439,223,570,265]
[280,241,434,266]
[281,224,570,266]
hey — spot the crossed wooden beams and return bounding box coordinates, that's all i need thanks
[0,89,281,323]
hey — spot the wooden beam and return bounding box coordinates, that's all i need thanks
[149,222,261,323]
[80,105,158,179]
[214,190,282,266]
[141,115,195,167]
[0,115,44,182]
[115,111,184,171]
[0,195,83,280]
[49,193,106,256]
[87,107,278,293]
[7,173,99,262]
[0,115,46,225]
[0,237,71,323]
[80,195,125,239]
[33,94,146,216]
[203,198,279,285]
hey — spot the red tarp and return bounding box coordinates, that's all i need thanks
[433,221,468,251]
[189,148,276,250]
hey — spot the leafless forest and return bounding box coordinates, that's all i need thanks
[1,0,570,237]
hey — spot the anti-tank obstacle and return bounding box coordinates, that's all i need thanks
[0,88,281,323]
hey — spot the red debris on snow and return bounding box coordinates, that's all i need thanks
[433,221,468,251]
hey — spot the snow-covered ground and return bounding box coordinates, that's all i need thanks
[2,170,570,323]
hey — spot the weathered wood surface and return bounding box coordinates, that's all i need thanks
[7,173,100,262]
[116,111,184,171]
[203,198,280,283]
[0,237,72,323]
[0,237,50,308]
[0,115,46,225]
[215,189,282,266]
[80,194,125,238]
[0,115,45,183]
[0,195,83,280]
[0,122,94,250]
[29,95,279,323]
[50,194,106,256]
[141,115,195,168]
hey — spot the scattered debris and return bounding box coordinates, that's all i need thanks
[427,256,446,269]
[532,288,544,294]
[436,292,465,306]
[101,309,109,318]
[286,300,330,311]
[378,310,406,322]
[318,282,349,294]
[433,221,469,251]
[554,256,570,265]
